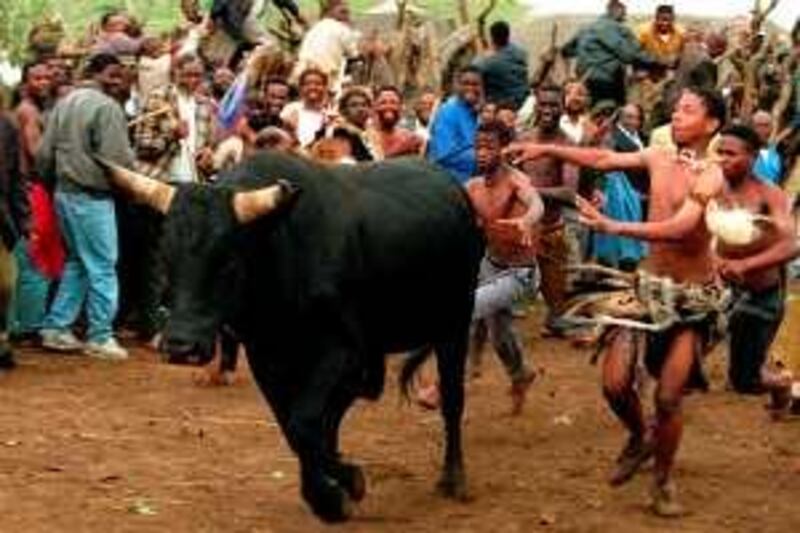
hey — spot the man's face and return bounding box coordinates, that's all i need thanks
[535,90,563,132]
[300,73,327,105]
[620,104,642,133]
[479,103,496,124]
[264,82,290,117]
[343,94,371,128]
[415,93,436,124]
[176,60,204,94]
[457,72,483,108]
[475,132,501,174]
[97,64,126,101]
[46,58,71,88]
[655,12,674,35]
[104,14,130,34]
[751,112,772,144]
[329,3,351,23]
[211,68,234,97]
[670,91,717,146]
[564,83,588,116]
[496,108,517,130]
[375,90,402,128]
[26,64,52,101]
[717,135,754,185]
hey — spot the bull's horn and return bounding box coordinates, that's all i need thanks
[95,157,176,214]
[232,180,299,224]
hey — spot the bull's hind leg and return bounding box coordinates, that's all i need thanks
[433,331,469,500]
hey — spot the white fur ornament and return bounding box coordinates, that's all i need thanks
[705,200,769,246]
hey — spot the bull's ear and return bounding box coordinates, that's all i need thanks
[95,157,176,214]
[232,180,300,224]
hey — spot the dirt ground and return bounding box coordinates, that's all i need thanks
[2,298,800,533]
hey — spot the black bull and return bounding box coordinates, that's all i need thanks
[125,152,485,522]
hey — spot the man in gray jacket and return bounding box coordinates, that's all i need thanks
[562,0,658,105]
[37,53,134,360]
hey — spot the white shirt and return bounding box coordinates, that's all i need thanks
[559,114,586,145]
[168,91,198,183]
[280,101,326,148]
[294,18,361,90]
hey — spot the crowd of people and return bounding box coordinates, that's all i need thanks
[0,0,799,519]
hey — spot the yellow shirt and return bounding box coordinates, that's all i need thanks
[637,23,685,65]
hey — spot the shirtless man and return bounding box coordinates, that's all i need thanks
[12,61,53,343]
[416,121,543,413]
[516,84,578,336]
[712,125,798,396]
[507,86,727,516]
[373,86,423,158]
[467,121,543,413]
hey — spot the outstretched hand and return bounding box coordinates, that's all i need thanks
[503,142,548,165]
[576,195,615,234]
[495,218,535,248]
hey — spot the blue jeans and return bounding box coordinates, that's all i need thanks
[42,191,119,343]
[9,238,51,334]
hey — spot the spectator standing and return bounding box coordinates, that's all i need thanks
[373,86,423,158]
[473,21,529,110]
[0,99,28,370]
[281,67,330,148]
[293,0,361,94]
[637,4,685,67]
[563,0,658,105]
[426,66,483,183]
[751,109,782,185]
[560,80,590,144]
[10,62,56,343]
[36,54,134,359]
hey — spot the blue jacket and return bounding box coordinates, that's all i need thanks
[426,96,478,184]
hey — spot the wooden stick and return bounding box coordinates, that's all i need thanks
[127,105,172,128]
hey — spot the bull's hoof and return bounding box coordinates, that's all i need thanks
[436,474,469,501]
[303,476,354,523]
[332,463,366,502]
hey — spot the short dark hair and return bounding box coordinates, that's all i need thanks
[338,86,371,113]
[477,120,514,147]
[490,21,511,47]
[21,60,48,82]
[174,53,202,71]
[656,4,674,16]
[376,85,402,99]
[683,86,726,130]
[536,83,563,99]
[457,65,483,81]
[84,53,122,77]
[265,76,289,89]
[720,124,762,153]
[496,101,517,113]
[299,67,328,87]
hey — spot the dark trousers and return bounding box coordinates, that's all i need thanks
[728,284,785,394]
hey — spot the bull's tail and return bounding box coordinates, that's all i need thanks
[399,345,434,399]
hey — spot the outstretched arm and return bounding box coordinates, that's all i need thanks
[577,166,724,242]
[505,142,649,172]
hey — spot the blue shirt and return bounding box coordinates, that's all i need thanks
[426,96,478,184]
[753,145,782,185]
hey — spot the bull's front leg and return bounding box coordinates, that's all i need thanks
[434,332,469,500]
[286,348,358,523]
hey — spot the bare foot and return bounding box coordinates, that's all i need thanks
[415,383,440,410]
[650,480,685,518]
[510,371,536,416]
